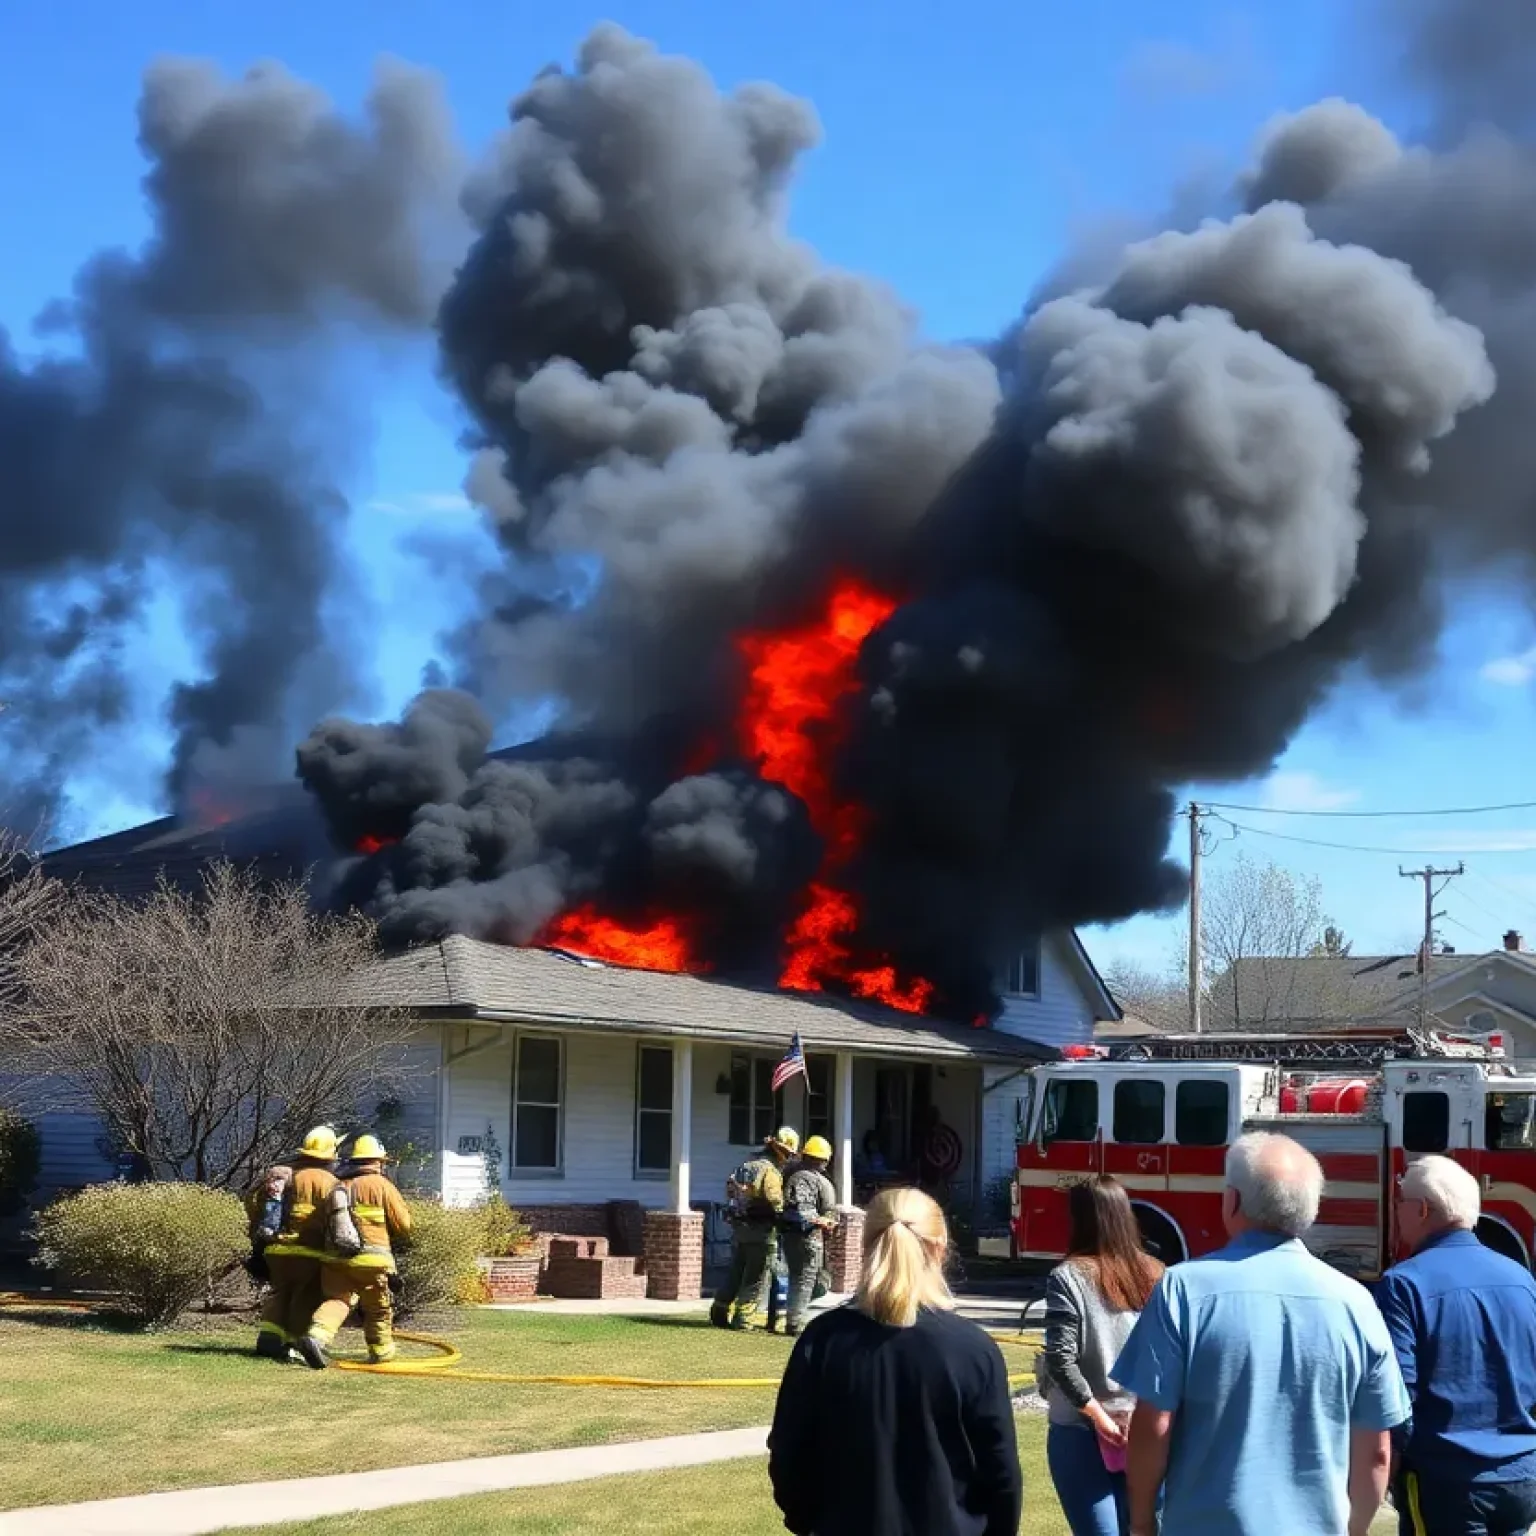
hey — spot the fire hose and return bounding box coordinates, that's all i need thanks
[0,1292,1043,1389]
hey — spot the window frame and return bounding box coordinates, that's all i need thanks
[1403,1089,1451,1154]
[633,1043,674,1179]
[510,1032,565,1176]
[805,1054,834,1143]
[728,1052,785,1148]
[1002,938,1042,1000]
[1041,1077,1099,1145]
[1174,1078,1232,1147]
[1112,1078,1166,1145]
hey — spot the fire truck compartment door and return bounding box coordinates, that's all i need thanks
[1247,1116,1387,1281]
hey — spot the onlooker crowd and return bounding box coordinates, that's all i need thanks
[769,1132,1536,1536]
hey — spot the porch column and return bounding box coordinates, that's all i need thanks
[646,1037,702,1301]
[835,1050,855,1208]
[669,1037,694,1214]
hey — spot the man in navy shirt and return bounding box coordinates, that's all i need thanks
[1377,1154,1536,1535]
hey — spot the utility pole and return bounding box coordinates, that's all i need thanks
[1399,862,1464,1033]
[1188,802,1203,1035]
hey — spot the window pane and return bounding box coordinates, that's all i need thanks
[807,1056,832,1098]
[1006,942,1040,996]
[1043,1080,1097,1144]
[1175,1080,1230,1147]
[1404,1092,1449,1154]
[638,1047,672,1110]
[729,1104,751,1145]
[755,1058,773,1108]
[1486,1093,1535,1152]
[517,1038,561,1105]
[637,1110,671,1171]
[1114,1080,1165,1145]
[514,1105,559,1169]
[753,1100,773,1146]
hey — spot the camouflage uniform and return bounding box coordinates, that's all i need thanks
[780,1163,837,1335]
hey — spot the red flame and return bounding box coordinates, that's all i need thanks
[187,787,239,829]
[525,576,936,1011]
[355,833,399,855]
[543,906,702,972]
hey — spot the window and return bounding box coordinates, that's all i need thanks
[1486,1092,1536,1152]
[1042,1079,1098,1144]
[634,1046,673,1176]
[1113,1080,1165,1144]
[1002,939,1041,998]
[1402,1090,1449,1153]
[728,1053,784,1146]
[875,1067,913,1165]
[1466,1009,1497,1034]
[512,1035,562,1171]
[1176,1080,1230,1146]
[805,1055,834,1143]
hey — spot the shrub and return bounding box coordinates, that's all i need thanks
[475,1194,533,1258]
[395,1198,487,1321]
[0,1109,40,1217]
[33,1181,248,1328]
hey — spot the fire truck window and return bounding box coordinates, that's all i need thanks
[1401,1091,1449,1154]
[1043,1080,1098,1144]
[1113,1080,1165,1144]
[1486,1092,1536,1151]
[1175,1080,1230,1146]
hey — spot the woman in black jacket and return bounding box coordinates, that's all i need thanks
[767,1186,1022,1536]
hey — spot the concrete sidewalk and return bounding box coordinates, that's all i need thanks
[0,1427,769,1536]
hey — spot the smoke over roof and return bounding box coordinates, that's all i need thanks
[20,3,1536,1016]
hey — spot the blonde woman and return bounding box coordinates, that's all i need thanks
[767,1187,1022,1536]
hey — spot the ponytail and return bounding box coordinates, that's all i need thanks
[855,1187,953,1328]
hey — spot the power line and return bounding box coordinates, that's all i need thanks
[1206,815,1511,859]
[1202,796,1536,820]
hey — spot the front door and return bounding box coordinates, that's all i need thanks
[1017,1073,1102,1256]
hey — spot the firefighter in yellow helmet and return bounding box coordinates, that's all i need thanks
[711,1126,798,1331]
[779,1134,838,1337]
[246,1125,339,1362]
[298,1133,412,1368]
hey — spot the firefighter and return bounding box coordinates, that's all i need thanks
[779,1134,838,1336]
[299,1133,412,1369]
[711,1126,799,1331]
[248,1125,339,1362]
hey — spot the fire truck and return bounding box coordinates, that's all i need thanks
[1011,1028,1536,1281]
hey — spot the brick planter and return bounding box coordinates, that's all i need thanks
[827,1205,865,1293]
[643,1210,704,1301]
[480,1254,541,1303]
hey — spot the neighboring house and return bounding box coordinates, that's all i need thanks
[1206,932,1536,1051]
[19,805,1119,1277]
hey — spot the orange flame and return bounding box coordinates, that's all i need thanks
[542,906,702,973]
[355,833,397,856]
[736,578,934,1014]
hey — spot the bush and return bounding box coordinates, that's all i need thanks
[394,1198,488,1321]
[0,1109,40,1217]
[475,1194,533,1258]
[33,1181,247,1328]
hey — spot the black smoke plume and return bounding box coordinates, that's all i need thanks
[1,58,462,836]
[279,8,1536,1015]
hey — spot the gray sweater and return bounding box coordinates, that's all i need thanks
[1040,1259,1143,1427]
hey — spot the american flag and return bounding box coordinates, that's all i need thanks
[771,1032,807,1092]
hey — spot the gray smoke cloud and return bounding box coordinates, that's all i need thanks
[275,10,1536,1014]
[2,57,463,836]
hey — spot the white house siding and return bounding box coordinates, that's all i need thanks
[992,933,1096,1051]
[980,1063,1031,1203]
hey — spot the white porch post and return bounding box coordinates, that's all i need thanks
[835,1050,855,1208]
[669,1037,694,1215]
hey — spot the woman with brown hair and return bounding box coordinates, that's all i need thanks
[1041,1175,1164,1536]
[767,1186,1021,1536]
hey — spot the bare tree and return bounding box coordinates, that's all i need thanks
[1102,958,1188,1033]
[1200,854,1355,1028]
[4,861,419,1189]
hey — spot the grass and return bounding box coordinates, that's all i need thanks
[0,1305,791,1510]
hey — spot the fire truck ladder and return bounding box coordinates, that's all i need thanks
[1101,1029,1432,1071]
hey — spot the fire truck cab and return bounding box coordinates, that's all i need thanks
[1012,1032,1536,1282]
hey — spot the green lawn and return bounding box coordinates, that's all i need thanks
[0,1305,791,1510]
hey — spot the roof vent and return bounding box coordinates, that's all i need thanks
[1505,930,1524,952]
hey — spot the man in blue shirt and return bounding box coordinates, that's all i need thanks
[1377,1154,1536,1536]
[1114,1131,1409,1536]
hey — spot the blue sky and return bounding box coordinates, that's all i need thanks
[7,0,1536,973]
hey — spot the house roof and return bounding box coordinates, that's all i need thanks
[1207,952,1484,1031]
[342,934,1053,1064]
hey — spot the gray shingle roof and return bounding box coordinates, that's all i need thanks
[1206,953,1469,1031]
[343,934,1050,1063]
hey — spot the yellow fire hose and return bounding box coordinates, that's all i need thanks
[0,1291,1043,1390]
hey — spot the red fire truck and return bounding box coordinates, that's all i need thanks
[1011,1029,1536,1281]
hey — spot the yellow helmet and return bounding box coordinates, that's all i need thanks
[300,1125,339,1160]
[349,1134,387,1162]
[802,1135,833,1162]
[770,1127,800,1154]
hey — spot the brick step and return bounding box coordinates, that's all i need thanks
[543,1252,648,1300]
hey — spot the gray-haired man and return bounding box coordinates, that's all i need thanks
[1114,1131,1409,1536]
